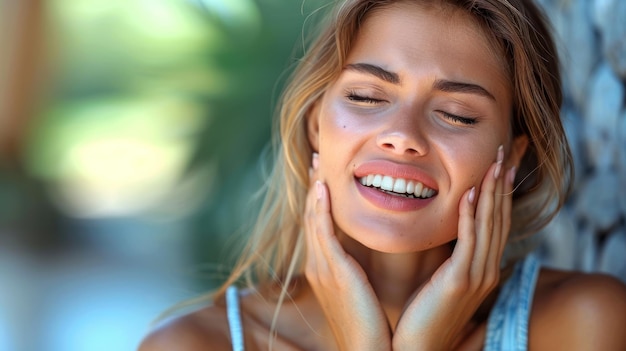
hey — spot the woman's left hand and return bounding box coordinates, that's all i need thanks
[393,147,516,350]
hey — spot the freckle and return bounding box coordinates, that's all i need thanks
[342,125,346,129]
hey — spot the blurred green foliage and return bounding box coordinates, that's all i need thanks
[187,0,329,287]
[16,0,328,289]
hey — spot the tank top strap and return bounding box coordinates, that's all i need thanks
[226,285,245,351]
[484,253,541,351]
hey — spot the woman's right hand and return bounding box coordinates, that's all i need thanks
[304,153,392,351]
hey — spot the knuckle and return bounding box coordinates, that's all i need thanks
[448,275,471,296]
[482,269,500,291]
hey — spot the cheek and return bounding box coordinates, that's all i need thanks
[439,139,498,189]
[317,104,374,167]
[323,101,377,136]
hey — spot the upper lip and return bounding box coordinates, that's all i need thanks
[353,160,439,191]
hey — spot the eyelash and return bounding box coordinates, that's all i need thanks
[439,111,477,125]
[345,91,383,104]
[345,91,477,125]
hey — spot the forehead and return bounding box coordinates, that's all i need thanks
[346,1,511,101]
[361,1,504,56]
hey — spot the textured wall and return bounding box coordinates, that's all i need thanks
[535,0,626,282]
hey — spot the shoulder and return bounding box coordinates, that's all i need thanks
[137,304,232,351]
[531,268,626,350]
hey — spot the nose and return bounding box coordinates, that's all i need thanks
[376,117,429,156]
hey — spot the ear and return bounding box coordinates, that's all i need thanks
[508,134,528,168]
[307,101,322,152]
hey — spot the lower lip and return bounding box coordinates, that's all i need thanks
[355,179,435,212]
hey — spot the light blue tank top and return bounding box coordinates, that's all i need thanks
[225,286,245,351]
[226,254,541,351]
[484,252,541,350]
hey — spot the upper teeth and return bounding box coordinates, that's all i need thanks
[359,174,436,198]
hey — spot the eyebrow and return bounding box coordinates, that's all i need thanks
[432,79,496,101]
[344,62,496,101]
[344,63,400,84]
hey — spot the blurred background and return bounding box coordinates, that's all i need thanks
[0,0,625,350]
[1,0,326,350]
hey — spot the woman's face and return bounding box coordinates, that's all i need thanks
[308,2,527,253]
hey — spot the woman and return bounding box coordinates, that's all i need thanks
[140,0,626,349]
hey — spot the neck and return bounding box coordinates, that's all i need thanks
[339,233,453,329]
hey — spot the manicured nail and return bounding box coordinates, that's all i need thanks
[507,166,517,185]
[468,187,476,204]
[494,145,504,178]
[312,152,319,170]
[316,180,323,199]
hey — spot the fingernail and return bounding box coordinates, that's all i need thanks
[468,187,476,204]
[309,167,313,179]
[507,166,517,185]
[494,145,503,178]
[312,152,319,170]
[315,180,323,199]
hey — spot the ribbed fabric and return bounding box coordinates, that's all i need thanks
[484,253,541,351]
[226,286,245,351]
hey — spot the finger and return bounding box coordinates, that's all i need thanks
[305,170,320,254]
[482,163,506,288]
[305,180,341,273]
[451,187,477,272]
[304,153,323,273]
[471,146,502,278]
[486,149,505,271]
[497,166,516,259]
[314,181,345,259]
[304,178,323,272]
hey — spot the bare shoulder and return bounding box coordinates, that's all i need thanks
[531,268,626,350]
[137,304,232,351]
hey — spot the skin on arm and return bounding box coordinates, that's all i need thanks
[530,271,626,350]
[137,306,233,351]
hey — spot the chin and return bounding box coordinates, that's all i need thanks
[338,222,456,254]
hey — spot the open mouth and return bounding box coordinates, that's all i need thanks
[358,174,437,199]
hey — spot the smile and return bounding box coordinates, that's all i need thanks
[358,174,437,199]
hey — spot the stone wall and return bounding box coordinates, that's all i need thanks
[535,0,626,282]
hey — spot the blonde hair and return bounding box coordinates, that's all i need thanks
[213,0,572,313]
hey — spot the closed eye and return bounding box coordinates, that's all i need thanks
[438,111,477,125]
[345,91,385,105]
